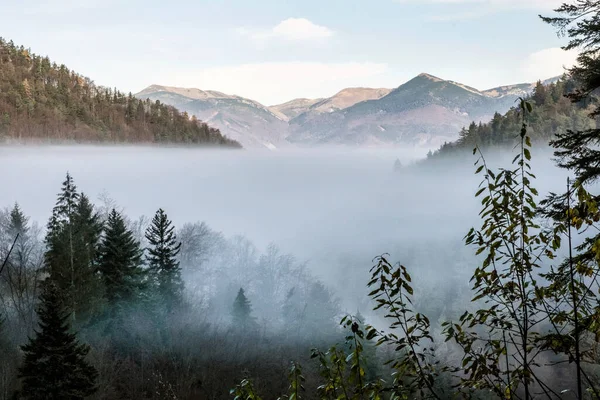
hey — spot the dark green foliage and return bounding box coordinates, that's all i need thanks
[98,209,143,313]
[277,362,305,400]
[0,37,240,147]
[364,257,440,399]
[539,2,600,185]
[145,208,183,311]
[539,3,600,397]
[442,100,561,398]
[232,287,255,328]
[230,379,262,400]
[44,174,103,325]
[8,203,28,240]
[428,76,593,159]
[18,283,97,400]
[44,172,79,293]
[7,203,31,269]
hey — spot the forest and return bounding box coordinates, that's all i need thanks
[3,1,600,399]
[0,37,240,147]
[0,176,345,398]
[427,77,596,160]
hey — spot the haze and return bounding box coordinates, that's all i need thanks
[0,145,568,310]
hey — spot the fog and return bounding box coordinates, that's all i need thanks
[2,144,589,398]
[0,144,569,312]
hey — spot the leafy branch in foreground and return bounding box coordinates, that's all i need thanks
[364,256,440,399]
[441,99,566,399]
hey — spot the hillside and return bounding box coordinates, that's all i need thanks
[286,73,542,147]
[426,77,595,159]
[0,38,240,147]
[269,98,323,120]
[136,73,560,149]
[136,85,288,149]
[303,87,391,114]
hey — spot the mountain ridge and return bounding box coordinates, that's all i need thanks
[0,37,240,147]
[136,73,561,149]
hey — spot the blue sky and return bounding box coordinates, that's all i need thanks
[1,0,576,105]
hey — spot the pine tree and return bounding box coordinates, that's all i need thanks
[540,5,600,397]
[71,194,104,322]
[18,283,97,400]
[98,209,143,313]
[231,287,254,328]
[44,174,103,325]
[541,2,600,186]
[45,172,78,280]
[5,203,41,330]
[7,203,30,267]
[44,173,79,321]
[145,208,183,311]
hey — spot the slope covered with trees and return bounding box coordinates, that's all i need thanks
[427,76,596,159]
[0,37,240,147]
[0,174,343,398]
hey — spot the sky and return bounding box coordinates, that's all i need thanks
[0,0,577,105]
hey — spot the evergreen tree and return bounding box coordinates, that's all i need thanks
[541,2,600,185]
[0,37,241,147]
[540,4,600,397]
[4,203,41,330]
[18,283,97,400]
[145,208,183,311]
[98,209,143,313]
[231,287,254,328]
[71,194,104,322]
[44,174,103,325]
[7,203,30,268]
[44,173,79,320]
[8,203,28,240]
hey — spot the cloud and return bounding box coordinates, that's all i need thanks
[156,62,388,105]
[521,47,579,81]
[238,18,334,46]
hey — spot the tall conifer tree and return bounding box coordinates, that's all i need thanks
[45,173,79,296]
[18,283,97,400]
[98,209,143,313]
[231,287,254,328]
[145,208,183,311]
[44,174,103,325]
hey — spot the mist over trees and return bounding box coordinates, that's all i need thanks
[2,1,600,399]
[427,76,594,160]
[0,173,344,399]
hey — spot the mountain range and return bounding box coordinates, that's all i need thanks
[136,74,556,149]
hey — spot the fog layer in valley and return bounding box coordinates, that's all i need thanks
[0,145,569,313]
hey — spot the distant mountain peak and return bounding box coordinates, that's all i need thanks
[417,73,445,82]
[136,85,236,101]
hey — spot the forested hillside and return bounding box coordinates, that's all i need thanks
[0,174,342,397]
[0,38,240,147]
[427,76,595,158]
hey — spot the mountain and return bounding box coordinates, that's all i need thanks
[426,75,590,160]
[482,83,534,98]
[269,98,323,121]
[286,73,549,147]
[269,88,391,122]
[137,74,558,149]
[135,85,288,149]
[304,87,392,114]
[0,38,240,147]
